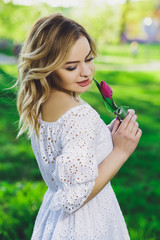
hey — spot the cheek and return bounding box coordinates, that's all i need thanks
[63,72,77,83]
[52,71,70,87]
[55,71,70,83]
[89,61,95,71]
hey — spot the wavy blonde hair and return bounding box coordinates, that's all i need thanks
[16,13,97,138]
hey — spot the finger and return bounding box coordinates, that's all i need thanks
[119,113,133,131]
[136,128,142,139]
[112,118,121,135]
[131,121,139,135]
[127,114,137,133]
[108,118,116,132]
[128,109,135,116]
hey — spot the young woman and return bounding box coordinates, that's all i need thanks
[17,13,142,240]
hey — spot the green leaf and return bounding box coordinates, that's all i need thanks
[103,97,117,113]
[114,106,129,120]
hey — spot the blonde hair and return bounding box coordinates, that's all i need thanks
[16,13,97,138]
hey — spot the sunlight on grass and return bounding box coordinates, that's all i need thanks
[99,44,160,61]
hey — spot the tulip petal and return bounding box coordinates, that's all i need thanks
[100,81,113,99]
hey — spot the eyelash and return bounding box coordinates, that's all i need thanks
[85,57,94,62]
[66,57,94,71]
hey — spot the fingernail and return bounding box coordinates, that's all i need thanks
[116,116,119,120]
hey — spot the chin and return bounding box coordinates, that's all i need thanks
[78,83,91,92]
[64,83,91,95]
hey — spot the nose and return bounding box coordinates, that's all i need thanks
[80,62,92,77]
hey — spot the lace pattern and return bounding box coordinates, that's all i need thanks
[31,103,130,240]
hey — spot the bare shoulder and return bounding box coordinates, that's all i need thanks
[41,91,82,122]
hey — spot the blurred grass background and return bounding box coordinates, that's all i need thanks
[0,0,160,239]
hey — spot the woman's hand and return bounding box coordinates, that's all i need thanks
[107,118,117,132]
[111,109,142,160]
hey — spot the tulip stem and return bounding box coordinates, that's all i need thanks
[93,78,117,111]
[93,78,101,91]
[93,77,129,120]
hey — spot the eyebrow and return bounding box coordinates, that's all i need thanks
[65,49,92,65]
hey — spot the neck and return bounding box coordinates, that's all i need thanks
[50,87,80,103]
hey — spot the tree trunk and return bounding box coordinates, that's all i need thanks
[120,0,131,43]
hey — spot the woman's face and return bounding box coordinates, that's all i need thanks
[54,36,95,94]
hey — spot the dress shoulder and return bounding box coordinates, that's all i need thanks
[50,103,100,213]
[39,102,100,128]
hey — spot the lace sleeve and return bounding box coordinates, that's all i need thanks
[50,106,99,213]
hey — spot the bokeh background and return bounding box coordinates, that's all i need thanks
[0,0,160,239]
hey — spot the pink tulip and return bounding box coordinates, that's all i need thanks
[100,81,113,99]
[93,78,129,120]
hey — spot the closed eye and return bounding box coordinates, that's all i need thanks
[65,56,94,71]
[65,66,77,71]
[85,57,95,62]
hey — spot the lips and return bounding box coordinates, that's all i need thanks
[77,78,90,87]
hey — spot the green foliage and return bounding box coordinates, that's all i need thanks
[0,45,160,239]
[126,0,155,36]
[0,0,157,47]
[0,1,71,42]
[119,0,155,39]
[71,1,121,44]
[0,181,46,240]
[0,0,122,44]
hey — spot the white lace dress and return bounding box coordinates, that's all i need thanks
[31,102,130,240]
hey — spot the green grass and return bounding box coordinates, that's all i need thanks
[0,56,160,239]
[98,43,160,61]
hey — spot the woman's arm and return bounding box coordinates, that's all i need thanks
[82,110,142,206]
